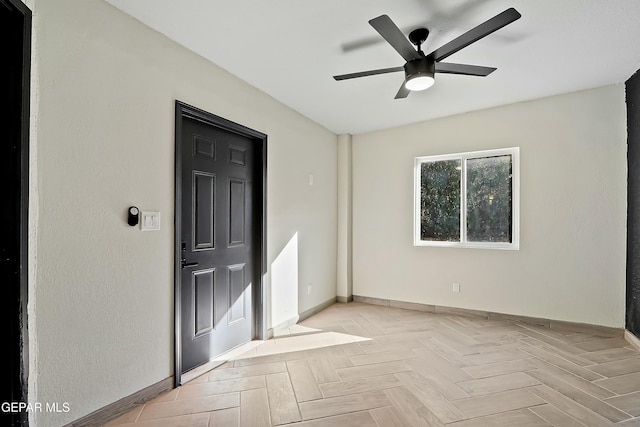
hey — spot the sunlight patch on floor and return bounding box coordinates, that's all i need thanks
[234,330,371,360]
[272,323,321,337]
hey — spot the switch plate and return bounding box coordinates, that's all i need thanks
[141,211,161,231]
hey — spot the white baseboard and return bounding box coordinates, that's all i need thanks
[353,295,624,337]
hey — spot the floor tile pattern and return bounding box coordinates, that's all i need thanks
[104,303,640,426]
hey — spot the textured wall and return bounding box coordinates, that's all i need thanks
[30,0,337,424]
[353,85,627,328]
[627,70,640,335]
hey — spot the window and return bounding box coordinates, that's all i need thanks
[414,147,519,249]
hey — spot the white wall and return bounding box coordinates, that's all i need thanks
[353,85,627,328]
[30,0,337,425]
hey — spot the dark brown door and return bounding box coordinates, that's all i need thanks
[179,115,257,373]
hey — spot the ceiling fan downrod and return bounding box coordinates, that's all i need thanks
[408,28,429,55]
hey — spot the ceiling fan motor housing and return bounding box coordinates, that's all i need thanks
[404,57,435,82]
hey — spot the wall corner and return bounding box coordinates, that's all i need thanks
[337,134,353,301]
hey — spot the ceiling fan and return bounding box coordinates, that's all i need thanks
[333,8,521,99]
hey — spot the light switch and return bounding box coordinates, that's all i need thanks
[141,211,161,231]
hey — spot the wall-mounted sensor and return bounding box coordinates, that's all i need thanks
[128,206,139,226]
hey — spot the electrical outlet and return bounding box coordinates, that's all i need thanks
[307,285,312,295]
[453,283,460,293]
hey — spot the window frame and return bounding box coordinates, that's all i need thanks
[414,147,520,250]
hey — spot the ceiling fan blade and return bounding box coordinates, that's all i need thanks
[395,83,410,99]
[428,8,521,62]
[333,66,404,81]
[369,15,421,62]
[435,62,496,76]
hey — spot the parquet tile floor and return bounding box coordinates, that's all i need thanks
[104,302,640,426]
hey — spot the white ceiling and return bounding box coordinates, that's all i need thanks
[105,0,640,135]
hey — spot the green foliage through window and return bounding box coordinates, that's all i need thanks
[466,155,512,242]
[414,148,519,249]
[420,160,461,241]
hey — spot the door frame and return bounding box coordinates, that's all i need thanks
[1,0,31,425]
[174,101,267,386]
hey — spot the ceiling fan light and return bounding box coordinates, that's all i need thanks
[403,57,436,92]
[405,75,435,91]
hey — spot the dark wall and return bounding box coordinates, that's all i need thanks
[0,0,30,425]
[627,69,640,335]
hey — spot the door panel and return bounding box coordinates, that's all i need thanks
[228,263,246,324]
[193,172,215,250]
[229,179,246,246]
[179,116,257,373]
[194,269,215,337]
